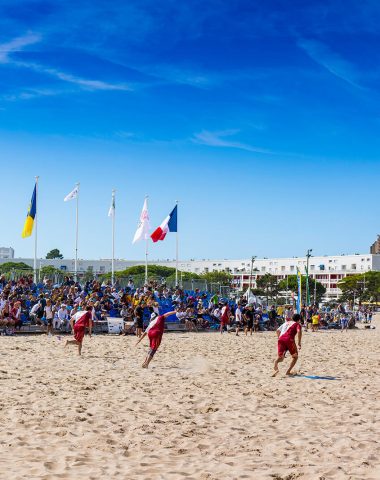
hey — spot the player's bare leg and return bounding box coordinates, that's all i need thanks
[272,356,284,376]
[286,354,298,375]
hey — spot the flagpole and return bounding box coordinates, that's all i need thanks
[75,182,79,282]
[111,189,115,286]
[34,176,39,284]
[145,239,148,284]
[145,195,149,284]
[175,200,179,286]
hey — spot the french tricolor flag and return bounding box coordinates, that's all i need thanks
[151,205,178,242]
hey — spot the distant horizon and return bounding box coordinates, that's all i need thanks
[2,250,376,263]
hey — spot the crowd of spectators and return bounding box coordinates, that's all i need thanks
[0,274,274,335]
[298,303,374,331]
[0,274,375,336]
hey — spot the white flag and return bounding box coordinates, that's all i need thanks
[132,197,150,244]
[108,194,115,217]
[64,185,79,202]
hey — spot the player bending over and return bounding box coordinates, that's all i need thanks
[272,313,302,377]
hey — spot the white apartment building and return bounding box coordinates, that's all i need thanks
[1,253,379,299]
[0,247,14,259]
[177,254,380,299]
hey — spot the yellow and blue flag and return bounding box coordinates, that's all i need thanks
[21,184,37,238]
[296,267,302,314]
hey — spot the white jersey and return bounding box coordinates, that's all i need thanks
[277,320,298,339]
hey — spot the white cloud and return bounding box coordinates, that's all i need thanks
[1,87,72,102]
[44,67,133,91]
[0,33,133,93]
[193,129,271,154]
[0,32,41,63]
[134,64,214,88]
[297,38,363,89]
[114,131,136,139]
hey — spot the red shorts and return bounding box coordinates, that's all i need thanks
[74,325,85,343]
[278,337,297,357]
[148,332,163,351]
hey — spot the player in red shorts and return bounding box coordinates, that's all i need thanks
[135,310,177,368]
[64,306,93,356]
[272,313,302,376]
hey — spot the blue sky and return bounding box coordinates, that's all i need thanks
[1,0,379,262]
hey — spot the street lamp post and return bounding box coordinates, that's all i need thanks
[248,255,257,292]
[306,249,313,306]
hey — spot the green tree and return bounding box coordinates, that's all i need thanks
[40,265,61,277]
[101,264,179,281]
[278,275,326,304]
[0,262,33,273]
[364,271,380,302]
[199,271,232,285]
[166,271,201,282]
[338,272,380,304]
[46,249,63,259]
[115,265,177,278]
[256,273,280,304]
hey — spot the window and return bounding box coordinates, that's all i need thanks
[319,265,325,270]
[99,266,105,273]
[351,264,356,270]
[290,266,295,271]
[310,265,315,270]
[261,267,266,272]
[281,266,285,271]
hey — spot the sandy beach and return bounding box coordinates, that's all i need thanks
[0,318,379,480]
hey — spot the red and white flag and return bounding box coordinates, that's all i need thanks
[151,205,178,243]
[132,197,150,244]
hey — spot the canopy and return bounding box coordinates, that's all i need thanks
[243,288,262,305]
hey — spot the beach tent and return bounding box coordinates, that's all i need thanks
[243,288,262,305]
